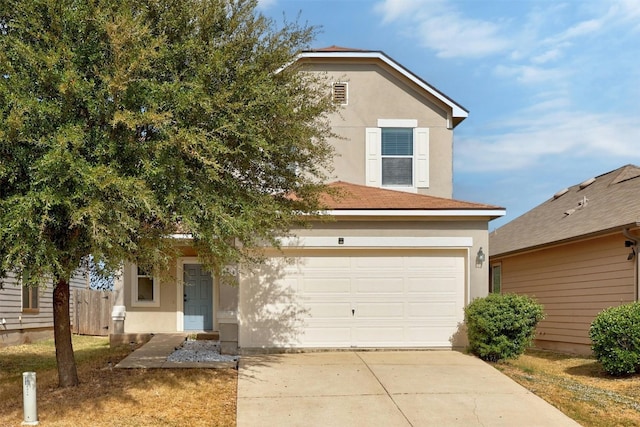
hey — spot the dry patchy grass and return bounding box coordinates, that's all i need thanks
[0,336,236,427]
[494,349,640,427]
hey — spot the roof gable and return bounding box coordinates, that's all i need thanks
[490,165,640,256]
[298,47,468,127]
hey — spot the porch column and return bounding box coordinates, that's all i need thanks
[111,265,126,335]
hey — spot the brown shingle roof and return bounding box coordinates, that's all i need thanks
[490,165,640,256]
[321,181,502,211]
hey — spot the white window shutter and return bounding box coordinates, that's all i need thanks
[365,127,381,187]
[414,128,429,188]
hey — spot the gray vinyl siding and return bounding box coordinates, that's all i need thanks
[496,233,635,354]
[0,270,88,331]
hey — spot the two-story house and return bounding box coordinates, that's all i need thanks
[111,47,504,353]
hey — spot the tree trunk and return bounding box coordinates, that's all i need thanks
[53,277,79,387]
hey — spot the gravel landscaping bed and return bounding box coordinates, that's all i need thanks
[167,339,239,363]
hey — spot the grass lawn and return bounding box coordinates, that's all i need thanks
[0,336,236,427]
[494,349,640,427]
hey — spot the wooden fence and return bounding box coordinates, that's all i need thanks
[73,289,113,336]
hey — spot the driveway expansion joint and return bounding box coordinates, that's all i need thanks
[355,352,415,427]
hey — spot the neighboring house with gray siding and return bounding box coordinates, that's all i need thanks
[0,272,87,347]
[490,165,640,355]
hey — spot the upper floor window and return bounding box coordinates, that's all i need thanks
[381,128,413,186]
[366,119,429,190]
[131,264,160,307]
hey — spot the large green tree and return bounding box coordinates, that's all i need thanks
[0,0,336,387]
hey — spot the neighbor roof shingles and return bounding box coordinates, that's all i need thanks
[321,181,502,211]
[490,164,640,257]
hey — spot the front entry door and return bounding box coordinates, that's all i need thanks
[183,264,213,330]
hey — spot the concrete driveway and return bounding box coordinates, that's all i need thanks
[237,351,581,427]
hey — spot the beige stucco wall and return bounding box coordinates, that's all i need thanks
[122,259,179,333]
[303,60,454,198]
[492,232,637,355]
[121,253,239,334]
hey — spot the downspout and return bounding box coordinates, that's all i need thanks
[623,228,639,301]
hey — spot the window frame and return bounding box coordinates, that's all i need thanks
[381,127,414,187]
[21,285,39,314]
[490,263,502,294]
[365,119,429,191]
[131,264,160,307]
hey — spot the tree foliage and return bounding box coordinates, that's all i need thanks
[0,0,337,386]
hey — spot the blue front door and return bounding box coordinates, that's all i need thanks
[183,264,213,330]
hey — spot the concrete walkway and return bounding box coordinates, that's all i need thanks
[115,333,237,369]
[237,351,582,427]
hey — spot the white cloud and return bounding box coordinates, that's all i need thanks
[456,111,640,173]
[374,0,511,58]
[373,0,431,22]
[257,0,278,10]
[606,0,640,28]
[531,48,563,65]
[415,13,509,58]
[494,64,568,85]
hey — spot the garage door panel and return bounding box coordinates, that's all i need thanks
[355,277,405,293]
[354,326,405,345]
[355,302,404,318]
[305,301,352,319]
[407,277,461,293]
[302,256,351,269]
[407,256,457,268]
[303,278,351,294]
[352,256,403,270]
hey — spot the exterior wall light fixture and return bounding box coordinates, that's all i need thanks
[476,247,486,268]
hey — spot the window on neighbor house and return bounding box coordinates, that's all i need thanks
[366,120,429,190]
[131,264,160,307]
[332,82,347,104]
[22,285,39,313]
[21,270,39,313]
[491,264,502,294]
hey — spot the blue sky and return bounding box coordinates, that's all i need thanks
[260,0,640,229]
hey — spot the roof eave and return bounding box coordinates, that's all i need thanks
[325,209,506,218]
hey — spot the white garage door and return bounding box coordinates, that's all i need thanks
[241,249,466,348]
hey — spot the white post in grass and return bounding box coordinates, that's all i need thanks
[22,372,39,426]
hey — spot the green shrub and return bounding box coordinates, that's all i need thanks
[589,302,640,376]
[464,293,545,362]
